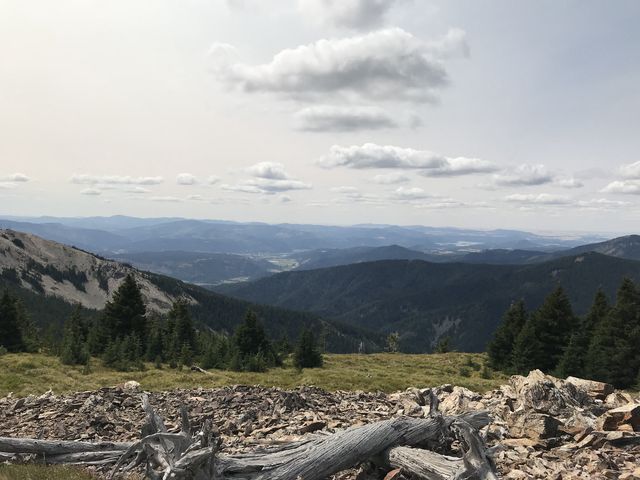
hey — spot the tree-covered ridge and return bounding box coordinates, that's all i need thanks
[488,279,640,388]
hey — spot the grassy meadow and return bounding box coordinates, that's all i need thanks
[0,352,507,398]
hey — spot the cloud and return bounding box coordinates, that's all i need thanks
[176,173,197,185]
[223,163,312,194]
[505,193,571,205]
[391,186,434,200]
[70,174,163,186]
[150,196,183,203]
[492,164,554,187]
[619,161,640,180]
[278,194,292,203]
[124,186,151,194]
[1,173,30,183]
[601,180,640,195]
[210,28,466,103]
[418,157,498,177]
[318,143,495,177]
[331,186,359,194]
[80,188,101,196]
[207,175,221,185]
[555,177,584,189]
[187,194,205,201]
[298,0,408,30]
[371,172,410,184]
[245,162,290,180]
[293,105,397,132]
[577,198,632,209]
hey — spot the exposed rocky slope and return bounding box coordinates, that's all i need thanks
[1,371,638,479]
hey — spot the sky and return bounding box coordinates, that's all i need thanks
[1,0,639,233]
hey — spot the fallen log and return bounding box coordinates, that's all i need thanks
[0,394,499,480]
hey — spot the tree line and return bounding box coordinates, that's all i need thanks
[488,278,640,388]
[0,274,323,372]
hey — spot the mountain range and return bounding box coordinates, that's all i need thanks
[0,229,378,352]
[222,251,640,352]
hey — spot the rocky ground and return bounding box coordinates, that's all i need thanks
[1,371,639,479]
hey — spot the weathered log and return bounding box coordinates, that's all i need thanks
[0,437,132,455]
[385,446,463,480]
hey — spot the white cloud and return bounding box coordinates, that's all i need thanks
[70,174,163,186]
[0,173,30,183]
[371,172,410,184]
[227,162,312,194]
[318,143,495,177]
[187,194,205,201]
[150,196,183,202]
[80,188,101,196]
[492,164,554,187]
[210,28,466,103]
[293,105,397,132]
[245,162,290,180]
[298,0,408,30]
[619,161,640,179]
[124,186,151,194]
[278,194,292,203]
[601,180,640,195]
[176,173,197,185]
[505,193,571,205]
[577,198,632,209]
[331,186,359,194]
[391,186,434,200]
[418,157,498,177]
[555,177,584,189]
[207,175,221,185]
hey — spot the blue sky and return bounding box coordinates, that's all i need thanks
[1,0,639,232]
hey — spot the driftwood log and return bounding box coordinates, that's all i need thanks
[0,393,498,479]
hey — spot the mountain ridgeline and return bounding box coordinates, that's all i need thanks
[222,252,640,352]
[0,230,380,353]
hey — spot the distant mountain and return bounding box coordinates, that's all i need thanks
[0,216,607,255]
[290,245,440,271]
[0,229,379,352]
[457,249,547,265]
[109,251,277,286]
[544,235,640,262]
[223,253,640,353]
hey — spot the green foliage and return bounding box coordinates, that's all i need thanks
[434,336,452,353]
[0,290,25,352]
[487,299,527,371]
[60,306,90,366]
[586,278,640,388]
[293,327,323,369]
[231,310,279,371]
[103,334,144,371]
[100,274,147,350]
[0,346,7,356]
[386,331,400,353]
[511,286,577,374]
[458,366,471,377]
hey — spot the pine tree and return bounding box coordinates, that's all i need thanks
[511,287,577,374]
[487,299,527,371]
[386,332,400,353]
[0,290,24,352]
[169,299,196,354]
[15,299,39,352]
[556,289,609,378]
[100,274,147,349]
[60,305,90,365]
[232,310,277,371]
[293,327,323,369]
[586,278,640,388]
[434,336,452,353]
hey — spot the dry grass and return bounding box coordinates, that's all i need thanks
[0,465,96,480]
[0,352,506,397]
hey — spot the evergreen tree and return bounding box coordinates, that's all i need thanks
[60,305,90,365]
[232,310,278,371]
[0,290,24,352]
[293,327,323,369]
[586,278,640,388]
[169,299,196,353]
[15,299,39,352]
[100,274,147,350]
[434,336,452,353]
[145,315,165,362]
[511,287,577,374]
[386,332,400,353]
[557,290,609,378]
[487,299,527,370]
